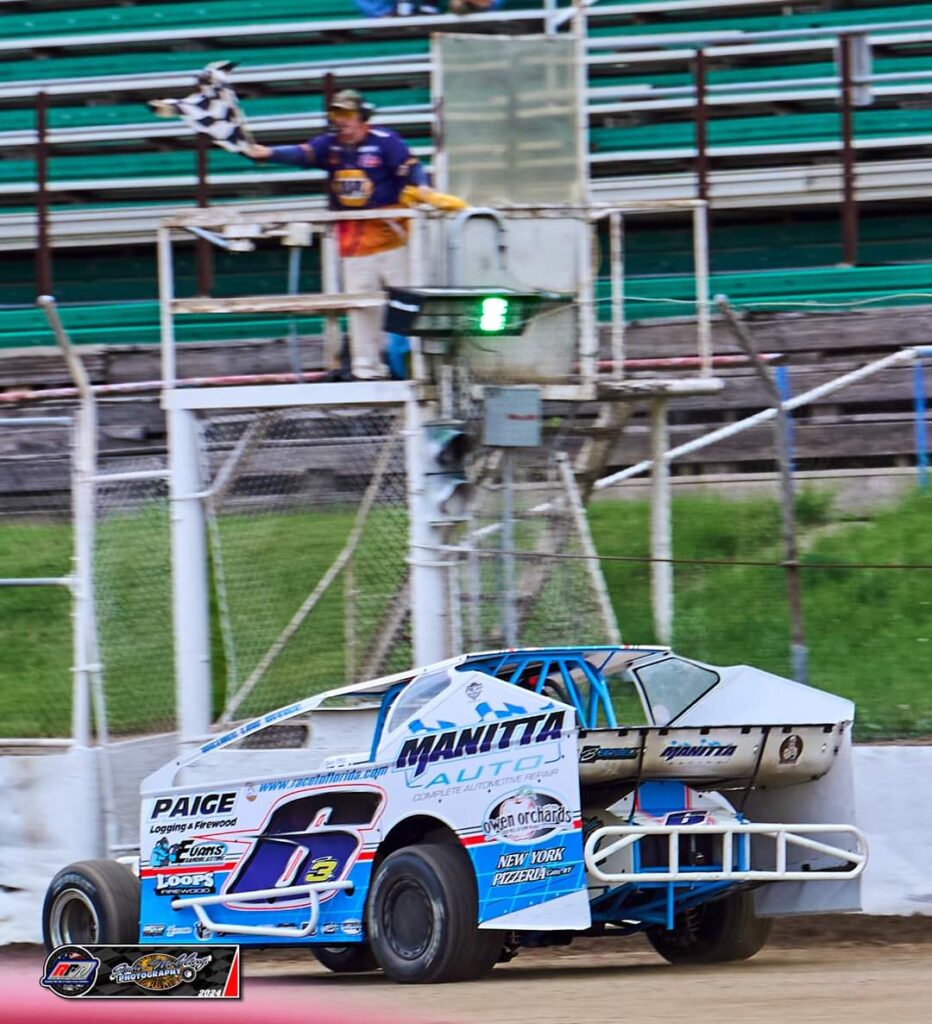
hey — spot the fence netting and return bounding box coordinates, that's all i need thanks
[198,406,409,724]
[0,412,73,737]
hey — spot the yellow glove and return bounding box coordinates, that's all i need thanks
[400,185,468,212]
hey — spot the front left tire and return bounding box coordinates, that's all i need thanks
[42,859,140,950]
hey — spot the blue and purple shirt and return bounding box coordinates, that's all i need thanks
[269,126,427,257]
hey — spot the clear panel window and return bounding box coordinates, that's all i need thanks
[384,670,451,735]
[602,668,649,726]
[634,658,719,725]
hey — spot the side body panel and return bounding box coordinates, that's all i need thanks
[138,669,590,942]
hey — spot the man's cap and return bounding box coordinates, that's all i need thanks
[328,89,365,114]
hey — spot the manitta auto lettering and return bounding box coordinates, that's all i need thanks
[660,741,736,761]
[396,711,565,779]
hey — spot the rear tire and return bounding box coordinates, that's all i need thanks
[42,859,140,950]
[367,843,503,984]
[311,944,378,973]
[646,890,772,965]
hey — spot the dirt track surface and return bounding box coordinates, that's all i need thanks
[248,932,932,1024]
[6,919,930,1024]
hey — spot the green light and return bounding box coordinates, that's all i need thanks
[479,296,509,333]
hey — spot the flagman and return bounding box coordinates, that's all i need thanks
[245,89,468,381]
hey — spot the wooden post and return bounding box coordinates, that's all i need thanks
[694,49,709,204]
[839,34,859,266]
[195,132,213,297]
[35,91,53,297]
[718,297,809,684]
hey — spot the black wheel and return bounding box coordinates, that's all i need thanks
[311,944,379,973]
[42,859,140,951]
[646,890,772,965]
[367,843,503,984]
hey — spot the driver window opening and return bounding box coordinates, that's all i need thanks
[383,670,451,735]
[634,657,719,725]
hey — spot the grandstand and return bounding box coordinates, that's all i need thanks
[2,0,932,480]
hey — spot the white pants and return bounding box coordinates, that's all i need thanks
[341,245,410,380]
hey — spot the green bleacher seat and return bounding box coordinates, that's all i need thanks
[0,0,544,43]
[3,0,932,346]
[0,39,430,85]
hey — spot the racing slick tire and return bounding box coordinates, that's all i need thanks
[646,890,772,965]
[311,944,379,973]
[43,859,140,950]
[367,842,503,984]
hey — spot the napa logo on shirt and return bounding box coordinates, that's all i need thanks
[333,169,374,207]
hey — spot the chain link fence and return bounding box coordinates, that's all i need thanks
[198,405,409,724]
[449,448,619,652]
[4,379,930,746]
[0,411,73,737]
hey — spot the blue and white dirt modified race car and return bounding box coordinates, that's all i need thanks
[43,646,867,983]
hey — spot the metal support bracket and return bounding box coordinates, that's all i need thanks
[585,823,867,884]
[171,880,353,939]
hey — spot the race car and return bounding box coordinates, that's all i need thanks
[42,645,867,983]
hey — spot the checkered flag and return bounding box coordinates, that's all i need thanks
[149,61,253,154]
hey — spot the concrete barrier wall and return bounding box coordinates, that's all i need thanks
[0,748,99,944]
[0,743,928,944]
[854,746,932,915]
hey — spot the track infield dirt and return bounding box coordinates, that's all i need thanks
[6,917,930,1023]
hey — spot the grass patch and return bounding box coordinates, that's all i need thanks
[2,490,931,739]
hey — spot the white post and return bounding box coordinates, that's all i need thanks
[693,203,712,376]
[574,0,591,204]
[321,225,342,370]
[70,404,94,750]
[168,407,213,747]
[157,225,176,388]
[408,210,428,382]
[650,398,673,645]
[405,395,449,667]
[501,450,518,647]
[431,35,447,193]
[577,215,598,391]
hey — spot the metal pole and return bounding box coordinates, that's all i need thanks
[650,399,673,645]
[158,226,177,388]
[609,211,625,380]
[596,345,919,489]
[195,132,213,296]
[39,296,114,855]
[286,246,303,378]
[169,407,213,749]
[915,357,929,491]
[557,452,621,644]
[775,364,796,474]
[693,202,712,376]
[405,394,449,667]
[574,0,591,204]
[321,226,342,371]
[578,215,598,392]
[35,91,52,297]
[501,450,518,647]
[718,298,808,684]
[694,49,709,204]
[839,34,859,266]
